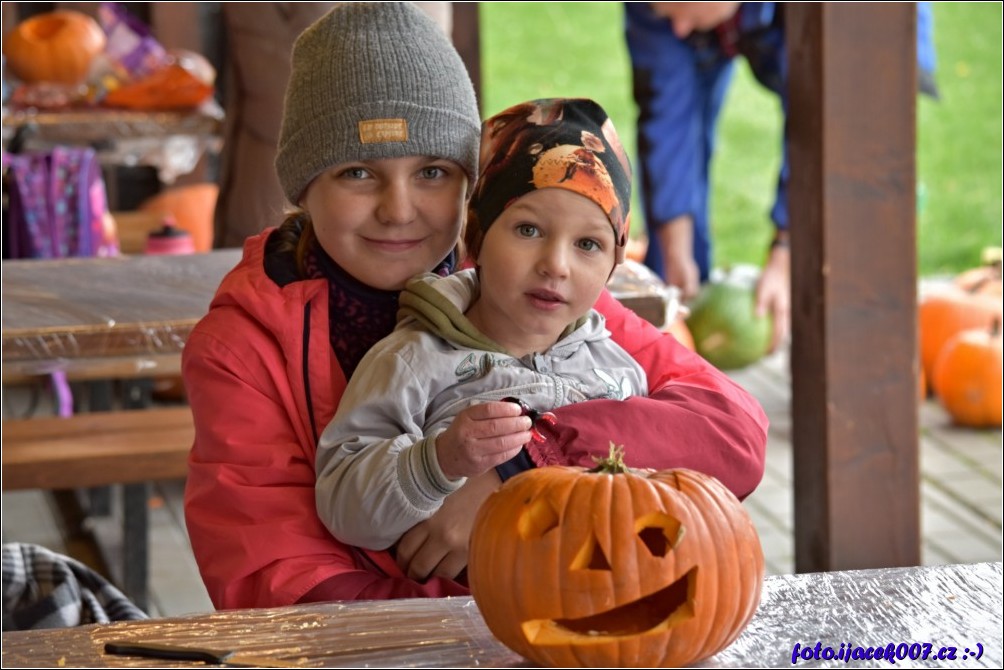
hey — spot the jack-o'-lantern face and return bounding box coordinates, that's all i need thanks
[468,451,764,668]
[517,497,696,644]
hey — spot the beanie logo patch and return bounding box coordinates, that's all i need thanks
[359,119,409,144]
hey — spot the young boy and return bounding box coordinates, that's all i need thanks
[315,98,648,551]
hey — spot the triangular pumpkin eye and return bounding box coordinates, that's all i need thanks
[517,496,560,539]
[570,534,612,571]
[635,512,685,557]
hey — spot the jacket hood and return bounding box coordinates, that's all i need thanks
[397,269,601,357]
[209,229,326,343]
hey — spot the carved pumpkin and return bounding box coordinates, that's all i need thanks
[2,10,107,86]
[932,320,1003,428]
[918,288,1002,393]
[468,447,764,667]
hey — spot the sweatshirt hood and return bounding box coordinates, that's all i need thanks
[397,269,599,357]
[397,270,504,353]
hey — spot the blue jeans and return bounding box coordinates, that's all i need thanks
[626,2,934,281]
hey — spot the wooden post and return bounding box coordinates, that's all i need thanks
[786,3,921,571]
[452,2,482,114]
[147,2,218,188]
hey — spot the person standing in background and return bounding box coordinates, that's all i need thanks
[626,2,939,352]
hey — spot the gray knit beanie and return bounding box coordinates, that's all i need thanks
[275,2,481,205]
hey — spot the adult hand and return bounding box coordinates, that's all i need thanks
[435,401,532,480]
[756,242,790,353]
[659,214,701,301]
[665,247,701,302]
[395,469,501,581]
[649,2,742,38]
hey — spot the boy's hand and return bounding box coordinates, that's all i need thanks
[435,401,533,480]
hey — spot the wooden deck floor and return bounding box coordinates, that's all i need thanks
[731,349,1003,575]
[3,349,1002,618]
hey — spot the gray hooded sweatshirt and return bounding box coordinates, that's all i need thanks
[315,269,648,550]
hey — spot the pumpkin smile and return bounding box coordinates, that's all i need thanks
[521,567,697,643]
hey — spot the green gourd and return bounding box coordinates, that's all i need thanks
[686,265,772,370]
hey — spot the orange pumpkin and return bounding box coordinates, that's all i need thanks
[469,446,763,667]
[139,183,218,253]
[666,316,696,352]
[2,10,107,85]
[932,321,1003,428]
[625,235,649,264]
[918,288,1002,394]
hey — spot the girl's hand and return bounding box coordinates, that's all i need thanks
[435,401,532,480]
[395,470,502,581]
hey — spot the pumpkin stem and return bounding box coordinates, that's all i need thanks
[588,442,630,474]
[992,317,1001,338]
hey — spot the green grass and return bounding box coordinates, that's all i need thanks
[479,2,1003,276]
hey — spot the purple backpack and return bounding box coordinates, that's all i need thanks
[3,146,118,260]
[2,146,119,416]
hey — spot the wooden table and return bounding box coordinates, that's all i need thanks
[1,250,663,381]
[1,249,241,383]
[606,258,682,328]
[2,249,240,611]
[1,104,224,185]
[3,562,1000,668]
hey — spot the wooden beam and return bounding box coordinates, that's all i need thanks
[787,3,920,571]
[146,2,217,188]
[452,2,482,114]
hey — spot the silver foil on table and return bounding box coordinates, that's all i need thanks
[2,562,1000,668]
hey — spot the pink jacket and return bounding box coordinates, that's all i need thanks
[183,230,768,610]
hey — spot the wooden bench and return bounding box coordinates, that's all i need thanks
[2,406,193,490]
[2,406,194,612]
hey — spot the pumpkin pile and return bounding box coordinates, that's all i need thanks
[920,248,1003,427]
[686,265,772,370]
[468,445,764,667]
[3,7,215,111]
